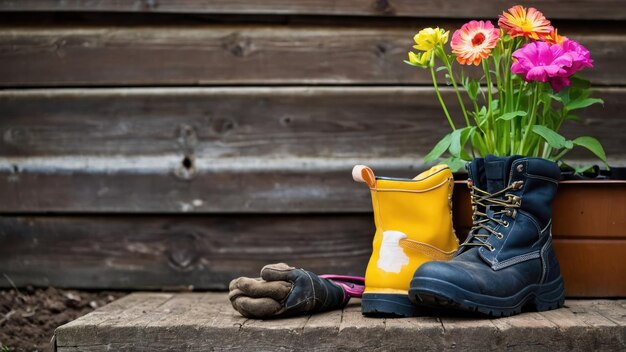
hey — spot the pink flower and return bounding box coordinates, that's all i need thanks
[561,39,594,73]
[451,20,500,66]
[511,40,593,92]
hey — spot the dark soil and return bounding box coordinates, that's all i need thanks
[0,287,126,352]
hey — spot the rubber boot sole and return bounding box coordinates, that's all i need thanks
[361,293,420,317]
[408,276,565,317]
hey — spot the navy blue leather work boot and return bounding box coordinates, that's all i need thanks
[408,155,565,317]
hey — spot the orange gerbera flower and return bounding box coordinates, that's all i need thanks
[451,20,500,66]
[545,28,568,44]
[498,5,553,40]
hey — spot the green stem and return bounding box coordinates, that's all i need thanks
[518,83,541,155]
[542,142,552,159]
[441,51,471,127]
[513,81,527,152]
[482,59,496,153]
[551,148,570,162]
[491,56,507,155]
[430,63,456,131]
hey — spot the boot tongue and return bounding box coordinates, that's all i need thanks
[466,158,486,190]
[484,155,523,193]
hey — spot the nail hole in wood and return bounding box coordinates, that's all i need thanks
[182,156,193,170]
[373,0,395,14]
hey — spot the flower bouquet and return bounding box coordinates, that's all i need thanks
[406,5,606,171]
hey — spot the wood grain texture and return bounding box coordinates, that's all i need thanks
[0,87,624,213]
[2,213,625,295]
[0,215,373,289]
[54,293,626,352]
[0,27,623,86]
[0,87,623,159]
[2,0,626,20]
[0,87,464,158]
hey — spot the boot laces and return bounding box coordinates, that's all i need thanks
[460,180,523,251]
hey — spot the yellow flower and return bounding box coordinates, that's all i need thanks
[407,50,432,67]
[413,27,450,52]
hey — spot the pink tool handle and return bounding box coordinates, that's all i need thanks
[319,274,365,301]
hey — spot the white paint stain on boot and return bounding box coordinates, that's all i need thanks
[377,231,410,273]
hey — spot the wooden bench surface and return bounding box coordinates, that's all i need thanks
[54,292,626,351]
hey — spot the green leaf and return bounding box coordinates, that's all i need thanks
[470,130,488,155]
[436,66,448,72]
[497,111,527,121]
[441,156,467,172]
[449,127,475,158]
[572,136,608,165]
[491,99,499,111]
[403,60,427,69]
[554,88,571,105]
[574,164,595,174]
[566,98,604,111]
[460,127,476,160]
[531,125,573,150]
[549,93,564,103]
[540,92,552,103]
[423,133,452,163]
[448,129,463,157]
[466,79,479,101]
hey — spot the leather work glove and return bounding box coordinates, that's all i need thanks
[229,263,364,319]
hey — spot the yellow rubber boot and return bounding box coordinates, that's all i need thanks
[353,164,458,317]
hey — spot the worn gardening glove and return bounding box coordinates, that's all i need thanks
[229,263,364,319]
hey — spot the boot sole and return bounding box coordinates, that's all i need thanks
[361,293,420,317]
[408,276,565,317]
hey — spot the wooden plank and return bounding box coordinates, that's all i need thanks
[55,293,174,347]
[337,302,386,350]
[2,160,625,214]
[1,163,625,215]
[490,311,561,350]
[539,303,625,351]
[56,292,244,352]
[382,314,444,350]
[0,27,623,86]
[438,316,499,350]
[0,87,465,158]
[1,0,625,20]
[1,215,625,296]
[56,293,626,352]
[0,215,373,289]
[0,157,380,213]
[301,309,342,351]
[1,87,621,159]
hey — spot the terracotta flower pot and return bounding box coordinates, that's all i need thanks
[452,180,626,297]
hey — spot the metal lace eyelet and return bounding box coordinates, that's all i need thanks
[503,221,509,227]
[489,245,496,251]
[496,233,504,239]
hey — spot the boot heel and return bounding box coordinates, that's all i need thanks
[361,293,420,317]
[530,276,565,312]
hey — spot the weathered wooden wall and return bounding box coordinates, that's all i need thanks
[0,1,625,294]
